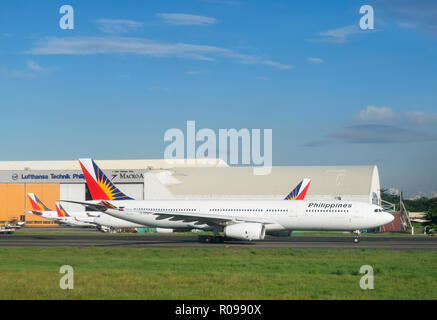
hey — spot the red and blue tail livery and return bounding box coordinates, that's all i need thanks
[27,193,51,211]
[79,159,133,201]
[284,178,311,200]
[55,203,70,217]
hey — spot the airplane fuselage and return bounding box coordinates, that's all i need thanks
[98,199,393,232]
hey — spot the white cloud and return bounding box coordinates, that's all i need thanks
[156,13,217,26]
[316,25,363,43]
[355,106,437,124]
[355,106,395,121]
[307,57,323,64]
[24,36,293,69]
[381,0,437,35]
[260,60,293,69]
[0,60,46,79]
[95,19,143,34]
[26,60,44,72]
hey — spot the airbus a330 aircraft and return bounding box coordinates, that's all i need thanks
[64,159,393,243]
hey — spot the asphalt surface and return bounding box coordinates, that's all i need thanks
[1,230,437,250]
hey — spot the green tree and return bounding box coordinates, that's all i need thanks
[380,188,400,205]
[426,202,437,229]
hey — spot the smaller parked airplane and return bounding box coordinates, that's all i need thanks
[27,193,146,231]
[27,193,94,227]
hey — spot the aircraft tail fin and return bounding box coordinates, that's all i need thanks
[78,158,134,201]
[27,193,51,211]
[284,178,311,200]
[55,203,70,217]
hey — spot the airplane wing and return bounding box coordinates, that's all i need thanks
[151,211,275,227]
[61,200,110,212]
[72,216,98,226]
[61,200,275,227]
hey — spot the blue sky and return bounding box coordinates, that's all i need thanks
[0,0,436,198]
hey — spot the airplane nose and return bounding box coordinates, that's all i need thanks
[382,212,394,225]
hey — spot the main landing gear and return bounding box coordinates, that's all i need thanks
[198,228,225,243]
[353,230,361,243]
[198,235,225,243]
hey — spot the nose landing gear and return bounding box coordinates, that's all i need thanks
[353,230,361,243]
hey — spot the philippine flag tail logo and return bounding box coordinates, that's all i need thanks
[78,158,133,201]
[55,203,70,217]
[27,193,51,211]
[284,178,311,200]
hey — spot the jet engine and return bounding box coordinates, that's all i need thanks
[224,223,266,241]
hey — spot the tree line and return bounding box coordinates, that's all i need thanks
[381,189,437,229]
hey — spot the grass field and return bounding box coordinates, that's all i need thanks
[0,247,436,299]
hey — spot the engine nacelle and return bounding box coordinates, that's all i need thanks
[224,223,266,241]
[266,230,293,237]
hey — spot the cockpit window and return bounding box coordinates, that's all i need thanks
[374,209,383,212]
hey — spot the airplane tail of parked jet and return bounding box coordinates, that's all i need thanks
[27,193,51,211]
[284,178,311,200]
[79,158,133,201]
[55,203,70,218]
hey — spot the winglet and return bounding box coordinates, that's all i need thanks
[284,178,311,200]
[78,158,133,201]
[27,193,51,211]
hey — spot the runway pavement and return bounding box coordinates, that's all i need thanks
[1,232,437,249]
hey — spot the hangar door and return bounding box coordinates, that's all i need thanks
[0,183,59,226]
[115,184,144,200]
[60,184,86,212]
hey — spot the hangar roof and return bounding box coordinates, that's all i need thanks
[159,165,378,197]
[0,159,228,171]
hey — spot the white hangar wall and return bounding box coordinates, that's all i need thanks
[144,165,381,205]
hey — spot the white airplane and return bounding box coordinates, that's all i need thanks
[27,194,95,227]
[84,212,148,231]
[75,158,310,234]
[64,159,394,243]
[27,193,59,220]
[27,193,146,231]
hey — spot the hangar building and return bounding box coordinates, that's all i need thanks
[144,166,380,203]
[0,159,381,226]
